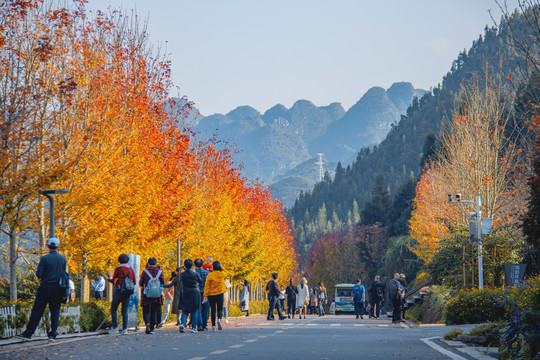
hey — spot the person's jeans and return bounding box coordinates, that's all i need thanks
[110,289,130,330]
[354,302,364,317]
[142,303,160,331]
[23,285,64,337]
[197,298,209,329]
[267,295,284,319]
[392,297,401,322]
[318,300,325,316]
[208,293,224,326]
[181,311,198,329]
[95,290,103,300]
[161,298,172,324]
[223,307,228,318]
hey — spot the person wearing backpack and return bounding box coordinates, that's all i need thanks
[139,257,164,334]
[107,254,136,335]
[369,275,384,319]
[351,278,366,319]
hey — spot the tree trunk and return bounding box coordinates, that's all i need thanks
[9,227,17,302]
[38,198,47,255]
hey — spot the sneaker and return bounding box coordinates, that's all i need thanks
[121,329,128,335]
[190,328,198,333]
[15,334,31,341]
[156,323,162,329]
[360,315,364,319]
[47,331,57,341]
[148,331,155,335]
[179,325,184,333]
[108,328,119,334]
[212,326,216,332]
[225,318,229,324]
[217,319,222,330]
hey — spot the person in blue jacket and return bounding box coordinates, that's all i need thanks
[351,278,366,319]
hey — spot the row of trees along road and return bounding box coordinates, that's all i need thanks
[301,3,540,294]
[0,1,297,302]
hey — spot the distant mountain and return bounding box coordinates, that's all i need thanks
[309,82,425,162]
[195,82,424,204]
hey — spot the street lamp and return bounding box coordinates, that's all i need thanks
[38,189,69,239]
[448,193,486,289]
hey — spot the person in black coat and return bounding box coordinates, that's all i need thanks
[179,259,203,333]
[285,279,297,318]
[369,275,384,319]
[266,273,286,320]
[17,238,67,341]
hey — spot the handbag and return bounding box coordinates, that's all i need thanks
[240,300,246,308]
[304,299,309,306]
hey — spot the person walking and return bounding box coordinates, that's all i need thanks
[161,271,176,325]
[352,279,366,319]
[309,287,319,315]
[91,274,106,300]
[163,267,184,325]
[238,279,250,316]
[296,277,309,319]
[369,275,384,319]
[266,273,286,320]
[107,254,136,335]
[194,258,210,331]
[139,258,164,334]
[203,261,227,331]
[285,279,297,319]
[399,273,407,321]
[388,273,403,323]
[179,259,202,333]
[223,278,232,324]
[317,282,327,316]
[16,238,67,341]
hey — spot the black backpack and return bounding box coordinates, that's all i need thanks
[119,267,135,296]
[376,284,384,298]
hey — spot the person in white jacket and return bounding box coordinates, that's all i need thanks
[296,277,310,319]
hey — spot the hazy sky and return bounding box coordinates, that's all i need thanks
[86,0,519,116]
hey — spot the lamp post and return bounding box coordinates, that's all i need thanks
[38,189,69,239]
[448,194,484,289]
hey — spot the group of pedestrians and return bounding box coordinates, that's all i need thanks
[266,276,327,320]
[351,276,385,320]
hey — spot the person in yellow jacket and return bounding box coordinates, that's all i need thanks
[203,261,226,331]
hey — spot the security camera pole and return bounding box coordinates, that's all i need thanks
[448,194,484,289]
[38,189,69,239]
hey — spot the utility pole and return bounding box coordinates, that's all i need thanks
[448,194,490,289]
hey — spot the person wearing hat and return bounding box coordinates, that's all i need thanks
[296,277,310,319]
[16,237,67,341]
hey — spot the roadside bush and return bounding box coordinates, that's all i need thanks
[444,328,464,340]
[406,286,450,324]
[228,300,268,317]
[469,322,506,347]
[445,287,506,325]
[498,275,540,360]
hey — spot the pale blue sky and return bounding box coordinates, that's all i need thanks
[87,0,518,116]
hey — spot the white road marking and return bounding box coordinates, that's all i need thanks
[274,330,284,334]
[245,339,258,343]
[306,323,318,326]
[354,324,365,327]
[188,357,207,360]
[378,325,389,327]
[210,350,229,355]
[421,337,467,360]
[330,324,341,327]
[229,344,244,349]
[281,323,293,326]
[258,335,268,338]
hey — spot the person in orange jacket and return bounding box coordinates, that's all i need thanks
[203,261,226,331]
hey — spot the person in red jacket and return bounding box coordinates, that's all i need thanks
[107,254,135,335]
[202,256,213,272]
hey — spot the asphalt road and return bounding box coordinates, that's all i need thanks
[0,315,487,360]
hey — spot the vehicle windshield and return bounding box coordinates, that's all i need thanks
[336,288,353,297]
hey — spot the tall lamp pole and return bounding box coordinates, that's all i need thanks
[448,193,484,289]
[38,189,69,240]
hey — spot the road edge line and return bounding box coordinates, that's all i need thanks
[421,337,468,360]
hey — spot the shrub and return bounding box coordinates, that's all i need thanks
[444,328,464,340]
[469,322,506,347]
[445,287,506,325]
[406,286,450,324]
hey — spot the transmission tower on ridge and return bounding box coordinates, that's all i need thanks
[316,153,325,182]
